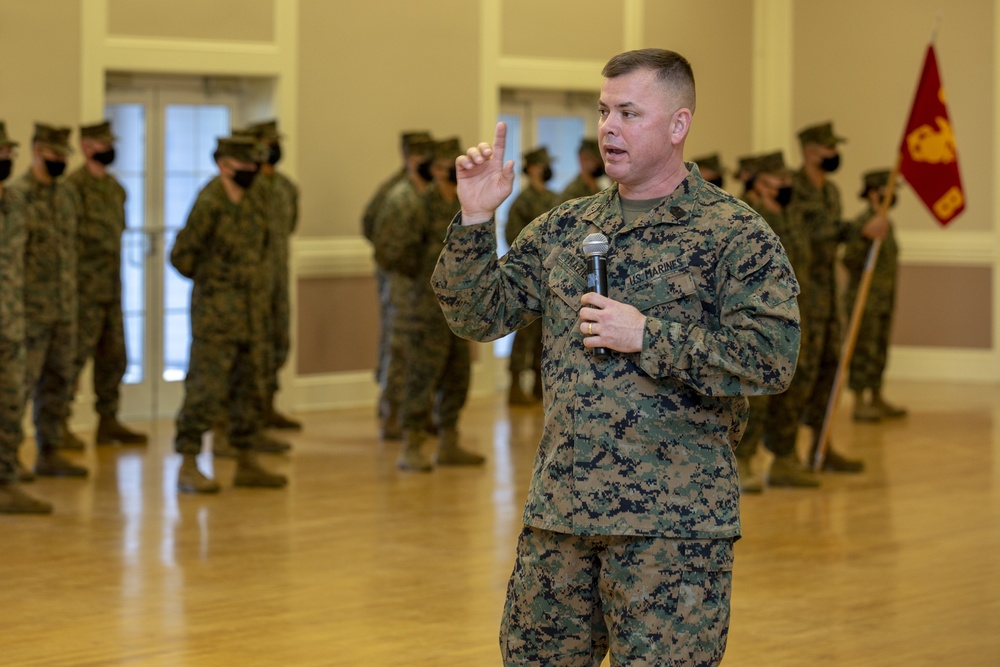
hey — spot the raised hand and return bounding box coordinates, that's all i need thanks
[456,122,516,225]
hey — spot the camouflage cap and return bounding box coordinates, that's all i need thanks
[579,137,600,158]
[80,120,116,143]
[246,119,282,142]
[523,146,552,167]
[859,168,893,198]
[739,151,789,177]
[0,120,18,148]
[797,121,846,147]
[215,135,266,163]
[433,136,462,161]
[692,153,722,174]
[32,122,73,156]
[401,130,433,154]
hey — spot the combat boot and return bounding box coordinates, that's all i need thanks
[96,415,148,445]
[873,393,907,419]
[177,454,220,494]
[15,461,35,483]
[35,449,88,478]
[436,427,486,466]
[0,483,53,514]
[212,428,238,458]
[253,433,292,454]
[767,455,820,488]
[233,450,288,488]
[397,430,433,472]
[508,375,533,406]
[814,443,865,473]
[59,420,87,450]
[736,457,764,494]
[265,404,303,431]
[852,391,882,423]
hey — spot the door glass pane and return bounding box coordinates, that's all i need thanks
[107,103,147,384]
[162,104,231,381]
[537,115,585,195]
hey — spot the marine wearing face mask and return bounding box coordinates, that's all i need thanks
[61,120,149,450]
[786,121,866,474]
[504,146,560,406]
[4,123,87,480]
[558,137,605,203]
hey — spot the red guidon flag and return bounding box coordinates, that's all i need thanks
[898,45,965,225]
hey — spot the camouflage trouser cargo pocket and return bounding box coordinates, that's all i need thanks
[500,526,733,667]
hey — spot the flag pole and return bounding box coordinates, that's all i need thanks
[811,156,902,471]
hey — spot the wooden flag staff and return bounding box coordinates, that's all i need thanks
[811,157,901,471]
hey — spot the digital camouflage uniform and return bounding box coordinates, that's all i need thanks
[63,165,128,419]
[371,177,422,426]
[737,190,811,463]
[6,168,78,457]
[255,169,298,399]
[505,181,559,398]
[171,176,271,454]
[843,207,899,393]
[0,183,26,482]
[381,181,468,434]
[786,168,847,435]
[433,165,801,665]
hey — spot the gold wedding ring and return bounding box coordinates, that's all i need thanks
[588,322,594,336]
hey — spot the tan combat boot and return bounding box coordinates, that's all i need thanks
[96,415,148,445]
[768,454,820,488]
[872,391,907,419]
[0,482,53,514]
[177,454,221,494]
[436,428,486,466]
[59,419,87,450]
[852,390,882,423]
[35,449,88,478]
[397,430,433,472]
[234,450,288,488]
[736,457,764,494]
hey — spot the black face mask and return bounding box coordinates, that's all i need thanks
[542,166,554,183]
[776,186,793,207]
[591,163,606,178]
[45,159,67,178]
[0,159,11,182]
[233,169,257,189]
[707,176,724,188]
[267,145,282,165]
[417,160,433,183]
[93,148,116,166]
[820,154,841,173]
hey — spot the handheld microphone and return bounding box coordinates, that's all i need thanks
[582,233,609,358]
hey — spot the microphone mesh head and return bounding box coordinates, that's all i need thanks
[582,233,609,257]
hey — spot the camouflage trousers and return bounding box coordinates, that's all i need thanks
[401,316,470,432]
[72,298,127,418]
[501,527,733,666]
[801,313,841,432]
[266,273,291,396]
[174,338,266,455]
[21,319,75,452]
[0,337,25,483]
[379,271,414,421]
[509,319,542,375]
[845,285,895,392]
[736,390,799,460]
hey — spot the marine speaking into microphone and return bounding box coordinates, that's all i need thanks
[582,233,609,357]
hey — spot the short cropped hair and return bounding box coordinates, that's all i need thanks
[601,48,696,114]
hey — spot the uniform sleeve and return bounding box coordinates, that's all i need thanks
[638,222,801,396]
[170,197,212,279]
[432,214,543,342]
[373,190,423,277]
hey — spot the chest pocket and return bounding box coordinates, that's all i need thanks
[547,255,587,312]
[627,269,704,325]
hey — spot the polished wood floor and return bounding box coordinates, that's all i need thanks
[3,379,999,666]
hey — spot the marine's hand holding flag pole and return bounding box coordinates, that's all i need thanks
[812,37,965,471]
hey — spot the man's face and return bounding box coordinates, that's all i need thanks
[430,157,452,185]
[598,68,683,190]
[220,157,256,178]
[804,142,837,167]
[82,138,112,160]
[754,172,783,198]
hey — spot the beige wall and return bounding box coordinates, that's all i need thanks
[1,0,997,403]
